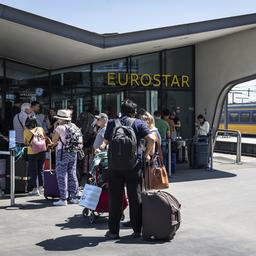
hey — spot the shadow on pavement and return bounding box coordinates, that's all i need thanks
[36,234,108,250]
[20,199,54,210]
[55,213,132,231]
[116,235,169,245]
[0,198,56,209]
[171,165,236,183]
[55,214,108,230]
[0,193,28,200]
[36,234,170,251]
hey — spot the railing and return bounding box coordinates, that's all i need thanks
[214,129,242,164]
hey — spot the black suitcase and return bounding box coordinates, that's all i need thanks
[141,190,181,240]
[189,142,209,169]
[5,156,30,193]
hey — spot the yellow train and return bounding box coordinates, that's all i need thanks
[219,103,256,135]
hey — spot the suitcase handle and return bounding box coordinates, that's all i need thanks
[48,149,52,171]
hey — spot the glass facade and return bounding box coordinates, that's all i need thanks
[0,45,195,138]
[51,65,91,118]
[93,59,127,117]
[0,59,4,120]
[5,61,50,109]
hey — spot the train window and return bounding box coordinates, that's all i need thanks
[252,112,256,122]
[229,112,239,123]
[240,112,250,123]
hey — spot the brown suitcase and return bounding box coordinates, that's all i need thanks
[142,190,181,240]
[142,163,181,241]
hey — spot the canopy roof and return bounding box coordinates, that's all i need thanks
[1,4,256,70]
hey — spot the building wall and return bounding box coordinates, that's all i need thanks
[195,27,256,133]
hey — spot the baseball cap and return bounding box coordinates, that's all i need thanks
[95,113,108,120]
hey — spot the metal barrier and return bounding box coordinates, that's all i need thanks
[0,149,16,206]
[214,129,242,164]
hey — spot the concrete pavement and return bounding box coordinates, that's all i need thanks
[0,153,256,256]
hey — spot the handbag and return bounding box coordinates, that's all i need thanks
[145,153,169,190]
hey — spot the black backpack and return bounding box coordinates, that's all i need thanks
[108,118,137,171]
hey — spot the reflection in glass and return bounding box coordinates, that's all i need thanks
[162,91,194,138]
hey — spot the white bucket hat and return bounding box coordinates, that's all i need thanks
[54,109,72,121]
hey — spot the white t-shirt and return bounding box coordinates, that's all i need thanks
[197,121,210,136]
[54,125,67,150]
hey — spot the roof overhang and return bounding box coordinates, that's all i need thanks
[1,4,256,70]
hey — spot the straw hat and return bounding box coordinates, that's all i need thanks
[54,109,72,121]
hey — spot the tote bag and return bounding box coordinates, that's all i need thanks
[79,184,102,210]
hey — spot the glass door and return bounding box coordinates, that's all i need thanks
[94,92,124,118]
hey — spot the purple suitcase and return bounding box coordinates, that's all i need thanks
[44,151,59,199]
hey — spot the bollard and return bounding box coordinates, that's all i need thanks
[10,149,15,206]
[168,138,172,176]
[209,131,214,171]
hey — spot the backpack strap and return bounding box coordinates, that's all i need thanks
[115,117,135,128]
[114,119,122,127]
[126,117,136,128]
[17,114,24,129]
[28,129,35,145]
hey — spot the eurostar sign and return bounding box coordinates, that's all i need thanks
[107,72,190,88]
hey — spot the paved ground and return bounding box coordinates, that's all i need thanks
[1,153,256,256]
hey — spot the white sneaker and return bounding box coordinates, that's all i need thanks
[28,188,40,196]
[53,200,67,206]
[39,186,44,194]
[69,198,79,204]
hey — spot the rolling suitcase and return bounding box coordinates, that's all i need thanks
[142,163,181,240]
[189,141,209,169]
[43,150,59,199]
[141,190,181,240]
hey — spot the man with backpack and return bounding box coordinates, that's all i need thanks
[97,99,155,239]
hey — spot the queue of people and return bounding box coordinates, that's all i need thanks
[0,97,211,238]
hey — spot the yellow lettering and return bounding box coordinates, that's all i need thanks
[130,73,140,86]
[162,74,170,87]
[140,74,152,87]
[153,74,161,87]
[171,75,180,87]
[117,73,128,86]
[107,72,116,86]
[182,75,189,87]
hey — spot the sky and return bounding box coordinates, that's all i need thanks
[1,0,256,34]
[229,81,256,104]
[1,0,256,103]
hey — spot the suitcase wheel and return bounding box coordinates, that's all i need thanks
[142,235,151,241]
[89,212,96,224]
[82,208,89,217]
[120,213,125,221]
